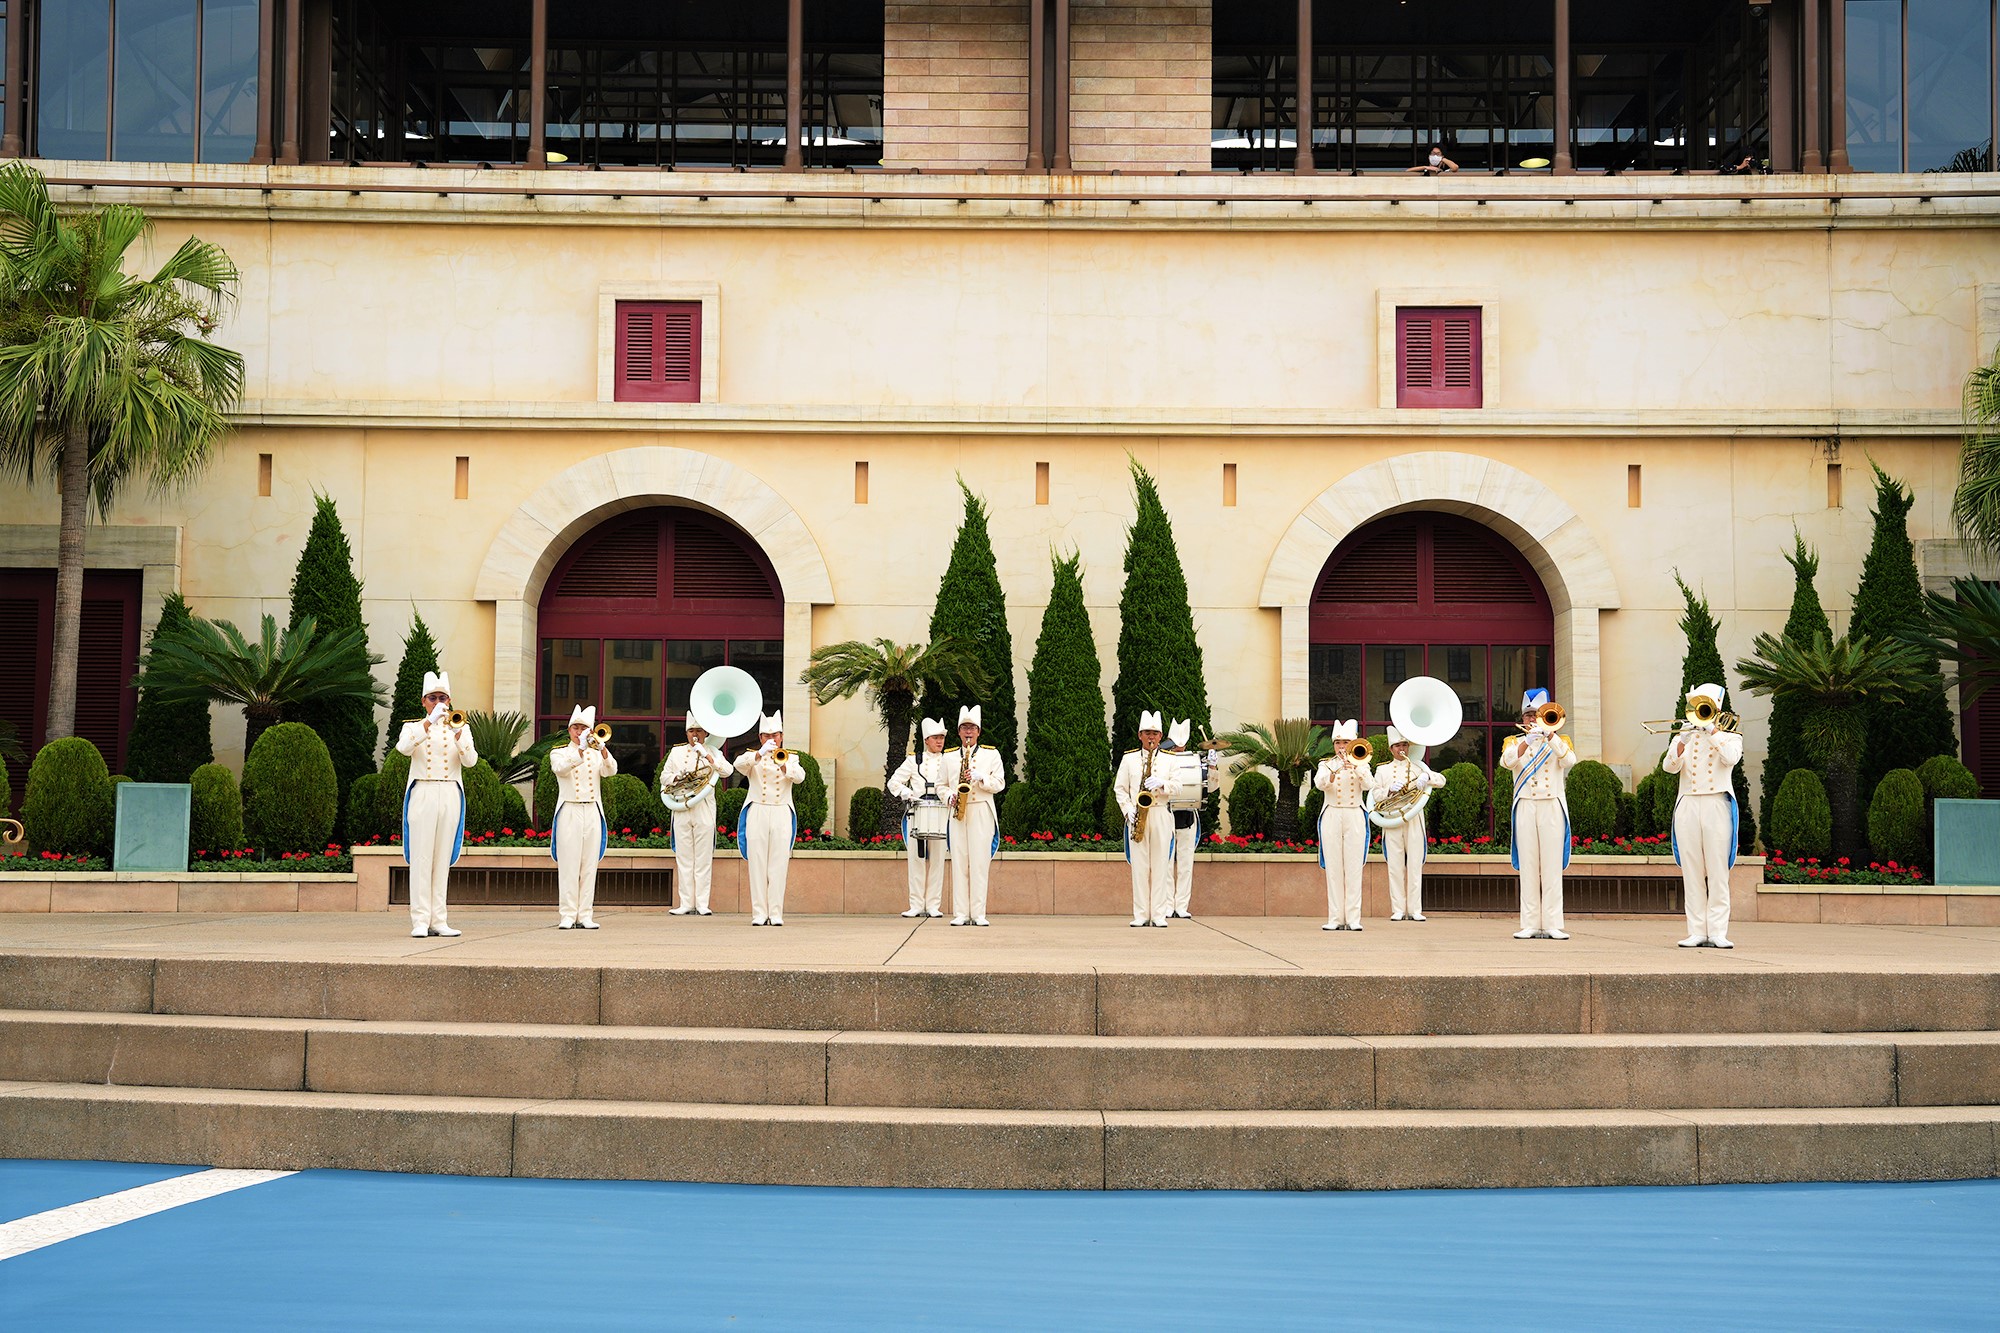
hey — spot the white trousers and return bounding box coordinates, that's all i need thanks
[949,801,997,921]
[1674,792,1734,940]
[1170,820,1199,915]
[904,823,947,914]
[672,799,715,912]
[1128,811,1174,924]
[1383,817,1425,918]
[1517,799,1567,934]
[744,803,793,922]
[554,800,604,925]
[1320,806,1367,928]
[404,781,461,933]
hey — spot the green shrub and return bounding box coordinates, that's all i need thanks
[1915,754,1980,869]
[1228,770,1275,838]
[189,763,245,854]
[462,761,504,837]
[998,782,1034,839]
[1770,769,1833,862]
[849,785,886,839]
[0,758,9,819]
[1632,770,1661,838]
[1615,787,1636,838]
[23,737,116,857]
[1365,733,1390,765]
[1435,762,1487,841]
[608,771,668,835]
[716,786,747,836]
[1566,761,1622,841]
[345,773,380,844]
[1101,785,1126,840]
[500,782,529,832]
[1491,764,1514,843]
[373,751,410,843]
[796,753,828,833]
[1650,767,1681,838]
[1866,768,1926,867]
[125,592,214,784]
[242,722,338,855]
[1298,787,1324,837]
[533,753,557,831]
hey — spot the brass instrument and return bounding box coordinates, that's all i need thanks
[660,741,724,812]
[1132,747,1156,841]
[1641,698,1740,735]
[0,817,21,846]
[1517,701,1566,734]
[406,708,468,729]
[586,721,614,749]
[1343,738,1373,764]
[953,746,973,820]
[1369,776,1432,824]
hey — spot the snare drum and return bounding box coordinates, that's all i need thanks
[1164,753,1207,810]
[909,799,951,841]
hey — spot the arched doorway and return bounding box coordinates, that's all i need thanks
[1310,513,1553,779]
[536,507,785,787]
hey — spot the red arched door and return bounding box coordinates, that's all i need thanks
[537,507,784,787]
[1310,512,1554,779]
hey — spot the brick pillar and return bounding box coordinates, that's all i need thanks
[1069,0,1211,173]
[883,1,1031,172]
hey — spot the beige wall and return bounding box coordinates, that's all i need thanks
[884,1,1030,172]
[1071,0,1211,172]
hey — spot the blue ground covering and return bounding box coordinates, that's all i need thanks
[0,1160,201,1225]
[3,1164,1997,1330]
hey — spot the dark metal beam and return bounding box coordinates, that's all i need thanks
[1769,0,1796,172]
[1028,0,1046,171]
[1826,0,1849,172]
[528,0,548,167]
[1052,0,1070,170]
[1294,0,1314,174]
[3,0,29,157]
[280,0,303,163]
[783,0,804,171]
[1553,0,1573,173]
[1801,0,1823,171]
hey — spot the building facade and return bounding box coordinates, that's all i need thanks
[2,0,1998,816]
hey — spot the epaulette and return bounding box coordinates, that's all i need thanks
[1125,747,1141,754]
[978,744,996,752]
[943,745,962,753]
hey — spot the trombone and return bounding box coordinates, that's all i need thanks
[1516,701,1567,734]
[1642,698,1739,735]
[1341,737,1373,764]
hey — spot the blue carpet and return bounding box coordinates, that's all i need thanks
[3,1167,1996,1330]
[0,1160,204,1224]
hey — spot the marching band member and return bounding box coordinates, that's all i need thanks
[1377,726,1447,922]
[733,711,805,926]
[549,705,616,930]
[1163,718,1220,920]
[887,718,953,918]
[1314,721,1375,931]
[1501,689,1578,940]
[662,719,718,916]
[945,706,1005,926]
[1116,711,1175,927]
[395,670,477,939]
[1662,683,1744,949]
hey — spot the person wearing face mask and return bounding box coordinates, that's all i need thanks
[1406,144,1460,174]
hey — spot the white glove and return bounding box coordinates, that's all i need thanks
[759,740,777,757]
[1144,775,1169,793]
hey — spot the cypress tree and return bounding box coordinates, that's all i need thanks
[1851,462,1957,794]
[124,592,214,783]
[1759,532,1833,835]
[383,611,441,763]
[918,480,1018,784]
[286,493,380,831]
[1110,459,1210,756]
[1665,572,1757,855]
[1021,550,1112,835]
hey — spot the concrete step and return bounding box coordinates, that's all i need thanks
[2,1080,1995,1191]
[5,952,1999,1036]
[4,1011,1995,1112]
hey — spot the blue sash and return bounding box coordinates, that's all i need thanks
[401,782,467,868]
[1670,790,1740,870]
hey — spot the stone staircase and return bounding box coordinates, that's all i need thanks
[1,951,1995,1190]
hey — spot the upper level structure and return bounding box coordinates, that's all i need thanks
[7,0,1995,178]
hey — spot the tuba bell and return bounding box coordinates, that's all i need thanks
[1369,676,1464,829]
[687,666,763,741]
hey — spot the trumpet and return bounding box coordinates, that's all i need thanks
[409,708,468,729]
[1518,702,1566,734]
[1343,738,1373,764]
[586,721,614,749]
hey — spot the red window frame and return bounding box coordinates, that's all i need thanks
[0,570,141,808]
[1397,306,1482,408]
[613,301,702,403]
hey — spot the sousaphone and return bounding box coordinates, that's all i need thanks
[660,666,762,812]
[1367,676,1463,830]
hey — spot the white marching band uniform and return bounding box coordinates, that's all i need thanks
[887,718,953,917]
[1501,689,1578,940]
[733,712,805,925]
[945,706,1006,926]
[1663,683,1744,949]
[549,705,615,929]
[395,670,477,938]
[1377,724,1448,921]
[1314,721,1376,931]
[1115,710,1176,927]
[662,734,718,915]
[1164,718,1221,919]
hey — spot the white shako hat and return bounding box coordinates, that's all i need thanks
[1167,719,1191,749]
[422,670,451,696]
[1138,710,1164,733]
[1331,720,1359,741]
[958,705,982,728]
[568,705,596,728]
[1385,725,1407,745]
[920,717,947,740]
[1688,683,1726,707]
[760,711,783,732]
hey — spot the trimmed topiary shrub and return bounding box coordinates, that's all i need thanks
[1101,785,1126,840]
[1021,550,1112,836]
[382,612,441,764]
[500,782,528,833]
[462,761,505,837]
[1227,770,1275,838]
[1632,769,1661,838]
[998,782,1033,839]
[1915,754,1980,870]
[849,785,886,840]
[125,592,214,784]
[1650,767,1681,838]
[715,786,747,837]
[189,763,245,855]
[1866,768,1926,868]
[345,773,380,845]
[921,482,1019,784]
[1615,787,1636,838]
[1298,787,1324,838]
[795,753,829,833]
[1436,762,1488,841]
[1109,462,1210,767]
[242,722,338,855]
[609,771,668,836]
[373,751,410,843]
[533,753,557,832]
[1771,769,1833,863]
[1566,761,1622,841]
[1491,764,1514,843]
[23,737,117,857]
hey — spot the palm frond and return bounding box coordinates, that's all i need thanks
[1901,576,2000,706]
[1734,631,1935,705]
[134,612,384,714]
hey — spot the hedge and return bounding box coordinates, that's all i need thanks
[1490,765,1514,843]
[189,763,245,855]
[1615,787,1637,838]
[23,737,116,857]
[1632,769,1662,838]
[1865,768,1926,868]
[1650,767,1681,838]
[345,772,380,846]
[533,753,557,831]
[998,782,1034,839]
[242,722,338,855]
[1100,786,1126,840]
[1770,768,1833,863]
[1435,763,1488,841]
[1566,761,1622,841]
[849,785,886,840]
[795,753,829,834]
[1298,787,1324,836]
[500,782,529,833]
[1227,770,1275,839]
[716,786,747,834]
[462,761,505,837]
[608,771,668,836]
[1915,754,1980,870]
[373,751,410,843]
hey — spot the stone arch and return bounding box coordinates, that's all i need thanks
[475,446,834,746]
[1260,451,1622,757]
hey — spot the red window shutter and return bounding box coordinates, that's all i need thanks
[0,597,40,809]
[1313,527,1420,605]
[74,597,131,773]
[1397,306,1482,408]
[553,518,662,599]
[614,301,702,403]
[1431,523,1537,603]
[671,518,778,601]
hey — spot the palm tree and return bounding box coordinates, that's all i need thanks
[1956,340,2000,557]
[1211,718,1334,841]
[1735,632,1933,859]
[133,612,384,756]
[1901,576,2000,708]
[465,710,562,784]
[801,637,990,834]
[0,163,243,742]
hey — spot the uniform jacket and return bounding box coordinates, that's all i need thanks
[1662,727,1744,869]
[396,718,478,787]
[889,750,956,803]
[941,745,1005,813]
[660,742,719,811]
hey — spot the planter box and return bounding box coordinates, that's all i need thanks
[0,873,361,914]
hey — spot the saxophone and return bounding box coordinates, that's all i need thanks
[1132,748,1156,841]
[953,746,973,820]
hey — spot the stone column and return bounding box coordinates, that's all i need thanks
[882,1,1030,172]
[528,0,548,168]
[4,0,32,157]
[1553,0,1573,173]
[1801,0,1823,172]
[1826,0,1850,171]
[1768,0,1796,172]
[1294,0,1314,174]
[1068,0,1210,173]
[1028,0,1047,169]
[783,0,804,171]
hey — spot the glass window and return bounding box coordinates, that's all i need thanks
[1846,0,1904,172]
[1425,727,1489,782]
[605,640,660,716]
[1364,645,1420,723]
[1434,646,1489,725]
[666,640,725,715]
[1907,0,1993,171]
[1492,645,1551,721]
[728,640,785,720]
[113,0,198,163]
[541,638,599,716]
[39,0,112,161]
[200,0,259,163]
[1310,644,1362,723]
[606,721,662,797]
